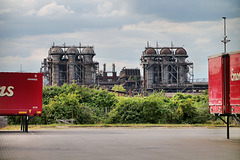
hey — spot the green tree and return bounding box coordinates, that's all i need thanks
[8,85,218,125]
[111,85,126,92]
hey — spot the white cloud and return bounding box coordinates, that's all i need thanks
[24,9,37,16]
[23,0,35,3]
[0,8,12,15]
[0,48,47,72]
[121,20,216,36]
[97,0,128,17]
[194,38,210,45]
[37,2,74,17]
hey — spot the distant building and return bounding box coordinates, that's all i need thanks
[140,43,194,93]
[97,63,120,89]
[40,43,99,86]
[97,65,141,95]
[119,67,141,94]
[40,42,208,94]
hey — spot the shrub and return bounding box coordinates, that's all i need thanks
[8,86,217,125]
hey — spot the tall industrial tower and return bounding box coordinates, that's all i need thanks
[40,43,99,86]
[140,43,194,93]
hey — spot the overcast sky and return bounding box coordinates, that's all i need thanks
[0,0,239,78]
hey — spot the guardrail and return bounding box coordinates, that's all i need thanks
[56,119,75,124]
[193,78,208,83]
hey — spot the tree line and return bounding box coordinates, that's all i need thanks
[8,84,218,125]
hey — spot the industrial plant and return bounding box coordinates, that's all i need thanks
[140,43,194,92]
[41,42,208,94]
[40,43,99,86]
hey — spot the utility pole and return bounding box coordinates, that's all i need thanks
[221,17,231,139]
[221,17,230,53]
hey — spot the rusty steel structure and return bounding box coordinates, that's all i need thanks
[97,63,120,89]
[119,67,141,94]
[40,43,99,86]
[140,42,194,93]
[39,42,208,94]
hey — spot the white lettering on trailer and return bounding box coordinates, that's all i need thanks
[0,86,14,97]
[231,68,240,81]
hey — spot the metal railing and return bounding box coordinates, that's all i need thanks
[193,78,208,83]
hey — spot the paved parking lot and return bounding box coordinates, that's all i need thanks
[0,127,240,160]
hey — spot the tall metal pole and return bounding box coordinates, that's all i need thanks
[227,115,230,139]
[223,17,227,53]
[26,115,29,133]
[221,17,231,139]
[21,116,23,131]
[221,17,230,54]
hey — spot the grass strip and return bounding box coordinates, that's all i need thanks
[1,123,239,130]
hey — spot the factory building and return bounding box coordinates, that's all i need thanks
[119,67,141,94]
[97,65,141,94]
[40,43,99,86]
[140,43,194,93]
[102,63,118,82]
[40,42,207,94]
[97,63,120,89]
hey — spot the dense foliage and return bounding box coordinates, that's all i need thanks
[106,91,213,124]
[111,85,126,92]
[8,84,216,125]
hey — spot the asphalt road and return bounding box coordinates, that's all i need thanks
[0,127,240,160]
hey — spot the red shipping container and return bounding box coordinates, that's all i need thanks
[229,51,240,114]
[0,72,42,116]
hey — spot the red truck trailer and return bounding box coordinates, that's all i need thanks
[208,53,230,115]
[208,50,240,139]
[229,51,240,114]
[208,51,240,115]
[0,72,43,132]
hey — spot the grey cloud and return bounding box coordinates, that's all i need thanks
[132,0,240,22]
